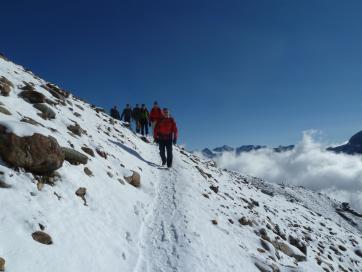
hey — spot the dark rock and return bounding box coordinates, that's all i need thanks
[210,185,219,194]
[76,187,87,205]
[96,148,107,159]
[19,90,45,104]
[0,180,11,189]
[239,217,253,226]
[272,240,306,262]
[84,167,93,176]
[0,126,64,174]
[42,83,69,99]
[140,136,150,143]
[211,219,218,225]
[33,103,56,119]
[0,106,11,115]
[81,146,95,157]
[61,147,88,165]
[0,76,13,96]
[289,235,307,255]
[355,249,362,258]
[32,231,53,245]
[20,83,34,91]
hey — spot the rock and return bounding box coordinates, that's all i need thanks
[211,219,218,225]
[0,76,13,96]
[75,187,87,205]
[84,167,93,176]
[74,112,82,118]
[67,123,86,136]
[272,240,306,262]
[81,146,95,157]
[20,116,44,127]
[96,148,107,159]
[42,83,69,99]
[0,180,12,189]
[20,83,34,91]
[75,187,86,197]
[0,106,11,115]
[32,231,53,245]
[289,235,307,255]
[355,249,362,258]
[33,103,56,119]
[61,147,88,165]
[0,257,5,271]
[19,90,45,103]
[210,185,219,193]
[0,126,64,174]
[239,217,253,226]
[124,171,141,187]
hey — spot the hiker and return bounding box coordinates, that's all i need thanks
[120,104,133,127]
[110,106,121,120]
[132,104,141,133]
[154,108,178,168]
[139,104,150,136]
[149,101,163,132]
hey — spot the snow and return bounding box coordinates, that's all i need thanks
[0,56,362,271]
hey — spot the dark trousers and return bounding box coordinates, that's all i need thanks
[140,119,149,135]
[159,139,173,167]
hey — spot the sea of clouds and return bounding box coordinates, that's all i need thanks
[214,131,362,212]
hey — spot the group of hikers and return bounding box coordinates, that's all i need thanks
[110,101,178,168]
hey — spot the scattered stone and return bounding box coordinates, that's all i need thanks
[19,90,45,104]
[67,123,86,136]
[42,83,69,99]
[124,171,141,187]
[355,249,362,258]
[39,223,45,231]
[61,147,88,165]
[74,112,82,118]
[0,126,64,174]
[211,219,218,225]
[107,171,113,178]
[81,146,95,157]
[20,83,34,91]
[261,189,274,197]
[257,248,266,253]
[76,187,87,205]
[0,76,13,96]
[289,235,307,255]
[96,148,107,159]
[202,193,209,198]
[33,103,56,119]
[239,217,253,226]
[118,178,125,185]
[84,167,93,176]
[338,245,346,252]
[272,240,306,262]
[210,185,219,194]
[260,239,271,251]
[0,106,11,115]
[20,116,44,127]
[0,257,5,271]
[32,231,53,245]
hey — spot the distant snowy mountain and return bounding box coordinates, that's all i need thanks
[200,144,295,158]
[0,55,361,272]
[328,130,362,155]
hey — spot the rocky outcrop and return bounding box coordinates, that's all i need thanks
[328,130,362,155]
[33,103,56,119]
[124,171,141,187]
[0,126,64,174]
[32,231,53,245]
[19,90,45,104]
[0,76,13,96]
[42,83,69,99]
[62,147,88,165]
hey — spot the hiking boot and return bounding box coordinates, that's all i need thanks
[162,160,166,166]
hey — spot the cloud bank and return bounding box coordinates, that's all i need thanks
[214,131,362,211]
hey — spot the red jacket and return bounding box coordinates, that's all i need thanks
[154,117,178,141]
[149,107,164,123]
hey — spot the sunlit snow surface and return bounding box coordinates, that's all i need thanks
[0,57,361,271]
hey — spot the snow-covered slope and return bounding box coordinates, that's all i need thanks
[0,56,362,272]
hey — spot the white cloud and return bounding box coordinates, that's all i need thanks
[215,131,362,211]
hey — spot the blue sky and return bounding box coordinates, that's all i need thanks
[2,0,362,149]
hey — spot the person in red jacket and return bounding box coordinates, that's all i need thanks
[154,108,178,168]
[149,101,164,131]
